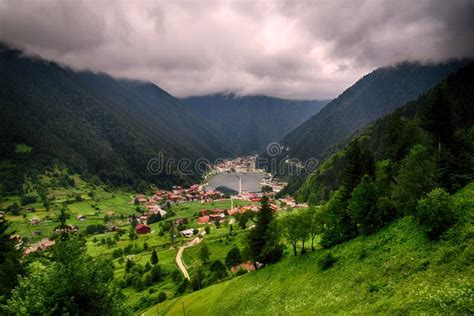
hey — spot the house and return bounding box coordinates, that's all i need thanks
[197,216,210,224]
[148,205,167,217]
[30,217,41,225]
[0,211,5,218]
[227,209,239,216]
[135,195,147,204]
[77,215,86,221]
[231,261,256,273]
[32,230,42,236]
[24,238,55,256]
[54,224,79,234]
[135,224,151,234]
[179,228,195,238]
[209,213,225,222]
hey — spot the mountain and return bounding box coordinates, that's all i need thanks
[281,61,470,162]
[181,93,329,154]
[0,45,230,191]
[295,62,474,204]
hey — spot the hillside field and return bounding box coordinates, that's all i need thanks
[145,183,474,315]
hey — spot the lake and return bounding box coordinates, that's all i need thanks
[205,172,266,195]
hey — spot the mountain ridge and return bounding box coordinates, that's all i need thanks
[181,93,329,155]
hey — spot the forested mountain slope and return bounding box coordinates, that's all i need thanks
[0,45,229,191]
[182,93,328,154]
[295,62,474,205]
[281,61,470,162]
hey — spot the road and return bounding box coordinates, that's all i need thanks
[176,236,202,280]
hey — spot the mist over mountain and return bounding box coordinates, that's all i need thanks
[182,93,329,155]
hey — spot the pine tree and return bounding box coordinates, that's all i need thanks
[0,219,24,301]
[199,244,210,264]
[340,139,375,200]
[150,249,159,265]
[246,196,283,267]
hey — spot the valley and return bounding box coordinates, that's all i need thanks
[1,4,473,314]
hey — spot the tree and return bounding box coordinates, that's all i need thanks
[320,189,355,247]
[348,175,382,235]
[129,226,138,240]
[150,249,159,265]
[6,236,126,315]
[225,246,242,268]
[284,211,305,256]
[340,139,375,200]
[246,196,283,267]
[209,260,227,281]
[191,268,206,291]
[199,244,210,264]
[125,258,134,272]
[394,144,438,214]
[416,188,456,240]
[147,213,161,225]
[150,265,162,283]
[176,278,189,295]
[303,207,325,251]
[0,219,24,302]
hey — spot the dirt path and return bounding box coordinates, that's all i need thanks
[176,236,202,280]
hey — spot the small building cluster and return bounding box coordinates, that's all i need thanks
[134,185,223,206]
[24,238,55,256]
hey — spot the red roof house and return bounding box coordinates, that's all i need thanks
[197,216,210,224]
[135,224,151,234]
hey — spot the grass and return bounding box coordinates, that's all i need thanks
[144,183,474,315]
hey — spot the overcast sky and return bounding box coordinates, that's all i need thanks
[1,0,473,99]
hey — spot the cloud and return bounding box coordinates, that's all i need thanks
[0,0,472,99]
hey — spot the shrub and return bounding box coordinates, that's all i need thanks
[157,291,167,303]
[416,188,456,240]
[235,268,247,276]
[21,196,37,206]
[318,252,337,271]
[225,246,242,268]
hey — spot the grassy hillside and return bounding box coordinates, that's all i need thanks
[146,182,474,315]
[182,93,328,154]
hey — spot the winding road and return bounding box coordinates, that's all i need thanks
[176,236,202,280]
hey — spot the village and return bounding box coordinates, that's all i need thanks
[131,182,306,239]
[7,160,302,261]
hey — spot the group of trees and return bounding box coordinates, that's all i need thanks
[317,139,458,247]
[246,196,283,266]
[4,236,126,315]
[292,64,474,247]
[0,219,24,306]
[282,207,323,255]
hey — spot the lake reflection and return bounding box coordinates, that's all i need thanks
[205,172,265,194]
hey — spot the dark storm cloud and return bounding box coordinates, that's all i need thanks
[0,0,472,99]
